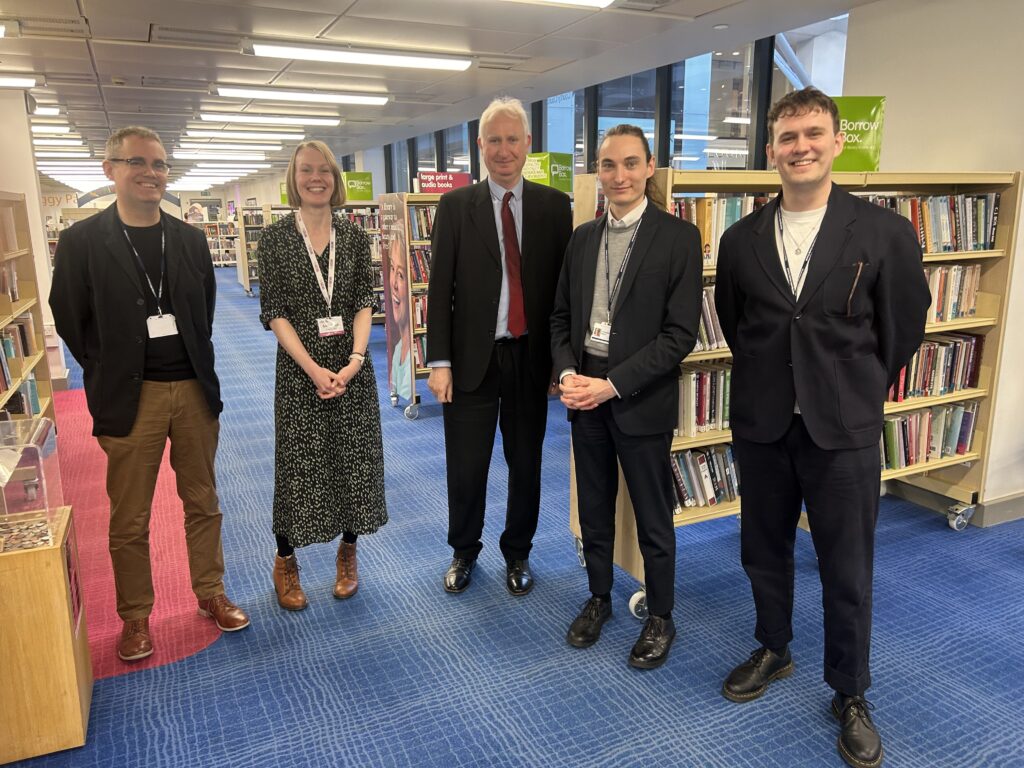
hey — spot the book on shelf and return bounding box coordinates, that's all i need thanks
[412,336,428,369]
[672,194,769,266]
[692,287,727,353]
[880,400,979,470]
[408,204,438,241]
[413,295,428,327]
[669,445,740,512]
[923,264,981,323]
[887,333,984,402]
[676,363,731,436]
[341,210,380,230]
[866,192,1000,252]
[410,246,432,283]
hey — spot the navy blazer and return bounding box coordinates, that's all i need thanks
[50,204,222,437]
[550,204,703,436]
[715,183,931,450]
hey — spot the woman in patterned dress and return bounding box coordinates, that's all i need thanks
[257,140,387,611]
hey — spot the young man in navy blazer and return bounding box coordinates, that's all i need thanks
[715,88,930,767]
[551,125,702,669]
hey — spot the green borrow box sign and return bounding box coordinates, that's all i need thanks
[832,96,885,172]
[342,172,374,201]
[523,152,573,195]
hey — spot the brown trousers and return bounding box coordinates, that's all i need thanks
[97,379,225,620]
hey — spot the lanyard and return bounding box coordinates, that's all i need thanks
[776,206,818,298]
[295,210,337,313]
[604,213,644,318]
[122,225,167,317]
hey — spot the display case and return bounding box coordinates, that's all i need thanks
[0,416,62,552]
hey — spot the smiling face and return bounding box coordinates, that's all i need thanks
[597,133,655,219]
[479,112,530,190]
[293,146,336,209]
[103,135,167,212]
[767,108,844,200]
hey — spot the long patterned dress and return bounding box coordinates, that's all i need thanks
[257,213,387,547]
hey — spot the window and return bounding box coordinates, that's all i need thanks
[772,15,849,101]
[444,125,471,174]
[543,89,585,175]
[596,70,657,161]
[391,141,410,193]
[416,133,437,173]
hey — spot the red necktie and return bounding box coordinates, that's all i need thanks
[501,191,527,337]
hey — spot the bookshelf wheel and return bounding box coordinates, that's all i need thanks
[404,404,419,420]
[574,537,586,568]
[628,589,648,621]
[947,503,975,532]
[390,394,399,407]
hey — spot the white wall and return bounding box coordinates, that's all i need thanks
[846,0,1024,501]
[355,147,386,200]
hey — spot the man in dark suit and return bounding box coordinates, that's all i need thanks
[427,97,572,595]
[50,126,249,663]
[550,125,702,669]
[715,88,930,767]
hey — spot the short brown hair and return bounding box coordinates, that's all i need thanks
[766,86,840,143]
[105,126,164,160]
[598,124,664,210]
[286,140,346,208]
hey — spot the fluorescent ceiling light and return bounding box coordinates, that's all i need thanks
[37,160,102,166]
[217,85,389,106]
[250,42,472,72]
[32,125,71,134]
[723,116,751,125]
[179,142,282,151]
[186,130,304,141]
[0,75,37,88]
[200,112,340,127]
[702,147,748,156]
[35,150,93,157]
[675,134,718,141]
[173,151,266,161]
[497,0,613,7]
[197,162,272,169]
[34,106,61,116]
[674,156,701,162]
[33,139,84,147]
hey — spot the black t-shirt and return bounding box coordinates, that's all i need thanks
[122,221,196,381]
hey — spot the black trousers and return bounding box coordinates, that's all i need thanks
[572,353,676,616]
[733,414,881,696]
[443,337,548,562]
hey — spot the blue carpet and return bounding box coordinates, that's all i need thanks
[28,271,1024,767]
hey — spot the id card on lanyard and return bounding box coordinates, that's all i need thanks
[590,214,644,345]
[295,211,345,337]
[122,224,179,338]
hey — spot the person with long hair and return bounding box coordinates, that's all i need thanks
[256,140,387,611]
[384,220,413,402]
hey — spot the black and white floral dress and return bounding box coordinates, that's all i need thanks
[257,213,387,547]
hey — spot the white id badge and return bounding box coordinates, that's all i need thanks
[146,313,178,338]
[317,316,346,337]
[590,321,612,345]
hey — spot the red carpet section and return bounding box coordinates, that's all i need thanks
[54,389,219,679]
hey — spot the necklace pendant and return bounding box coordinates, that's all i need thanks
[795,247,802,255]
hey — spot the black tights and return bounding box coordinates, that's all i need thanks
[276,532,357,558]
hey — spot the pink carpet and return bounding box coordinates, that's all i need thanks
[54,389,219,679]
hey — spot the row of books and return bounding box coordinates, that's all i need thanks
[866,193,1000,253]
[413,295,428,329]
[408,204,437,241]
[672,195,768,266]
[670,445,741,511]
[242,211,266,226]
[412,336,428,369]
[409,246,432,284]
[0,262,19,302]
[676,363,731,437]
[924,263,982,323]
[888,333,983,402]
[880,402,978,471]
[206,238,238,253]
[341,211,380,230]
[201,222,238,236]
[693,287,728,353]
[2,372,41,417]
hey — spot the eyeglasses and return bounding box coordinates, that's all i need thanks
[108,157,172,173]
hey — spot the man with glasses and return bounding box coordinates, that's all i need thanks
[51,126,250,664]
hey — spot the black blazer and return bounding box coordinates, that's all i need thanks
[550,204,703,436]
[715,184,931,450]
[49,205,222,437]
[427,179,573,392]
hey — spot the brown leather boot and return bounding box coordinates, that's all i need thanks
[117,617,154,662]
[273,554,308,611]
[334,540,359,599]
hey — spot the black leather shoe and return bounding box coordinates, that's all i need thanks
[566,596,612,648]
[443,557,475,593]
[832,694,884,768]
[628,615,676,669]
[505,559,533,596]
[722,646,794,702]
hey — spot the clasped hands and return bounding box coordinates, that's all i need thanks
[560,374,615,411]
[308,361,361,399]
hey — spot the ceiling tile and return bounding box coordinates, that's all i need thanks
[345,0,593,36]
[320,14,534,55]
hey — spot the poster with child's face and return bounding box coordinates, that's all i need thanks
[379,195,413,402]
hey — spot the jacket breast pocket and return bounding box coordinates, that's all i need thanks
[823,262,874,318]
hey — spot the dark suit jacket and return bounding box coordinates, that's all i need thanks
[427,179,573,392]
[550,204,703,436]
[49,204,222,437]
[715,183,931,450]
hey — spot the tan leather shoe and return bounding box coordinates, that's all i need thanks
[197,593,251,631]
[273,554,308,611]
[334,540,359,599]
[118,617,154,662]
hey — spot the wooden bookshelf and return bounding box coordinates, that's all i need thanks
[568,170,1021,608]
[0,192,56,423]
[337,202,384,323]
[236,204,293,296]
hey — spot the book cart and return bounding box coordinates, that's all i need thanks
[236,204,293,296]
[569,169,1020,619]
[378,193,439,419]
[337,202,385,324]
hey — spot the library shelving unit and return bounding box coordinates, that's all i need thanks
[378,192,439,419]
[0,191,56,425]
[569,169,1020,618]
[193,220,240,268]
[337,202,384,324]
[45,207,100,268]
[236,204,293,296]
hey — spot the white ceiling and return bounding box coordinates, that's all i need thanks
[0,0,874,182]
